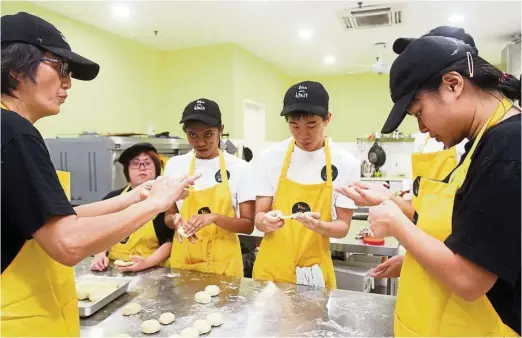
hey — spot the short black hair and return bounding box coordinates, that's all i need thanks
[284,110,328,122]
[1,42,43,96]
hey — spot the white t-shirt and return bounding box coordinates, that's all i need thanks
[164,151,255,216]
[252,137,361,219]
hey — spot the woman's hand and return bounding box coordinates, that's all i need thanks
[90,252,109,271]
[370,255,404,278]
[172,213,198,244]
[368,200,407,238]
[184,214,218,236]
[115,255,150,272]
[147,175,200,211]
[335,181,393,207]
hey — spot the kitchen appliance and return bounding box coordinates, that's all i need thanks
[45,135,192,205]
[367,140,386,176]
[361,160,375,178]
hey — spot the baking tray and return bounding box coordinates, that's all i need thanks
[76,275,133,317]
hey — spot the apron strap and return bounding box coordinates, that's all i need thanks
[122,185,131,194]
[189,150,228,184]
[1,102,8,110]
[450,98,513,185]
[280,137,332,185]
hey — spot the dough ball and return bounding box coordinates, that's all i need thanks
[204,285,220,297]
[122,302,141,316]
[192,319,211,334]
[77,288,89,300]
[194,291,211,304]
[180,327,200,337]
[141,319,161,334]
[205,312,223,327]
[159,312,176,325]
[177,227,189,238]
[88,290,104,302]
[114,260,134,267]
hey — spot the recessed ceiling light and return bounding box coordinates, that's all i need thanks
[298,29,314,40]
[448,14,464,24]
[324,55,336,65]
[113,5,130,18]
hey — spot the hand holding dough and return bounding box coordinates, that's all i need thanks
[205,312,223,326]
[192,319,211,334]
[194,291,211,304]
[122,302,141,315]
[180,327,200,337]
[141,319,161,334]
[204,285,220,297]
[114,260,134,267]
[177,227,190,238]
[159,312,176,325]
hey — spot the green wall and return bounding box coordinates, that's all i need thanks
[1,1,163,137]
[2,1,416,142]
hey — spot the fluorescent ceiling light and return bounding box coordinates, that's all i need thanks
[448,14,464,24]
[113,5,130,18]
[298,29,314,40]
[324,55,336,65]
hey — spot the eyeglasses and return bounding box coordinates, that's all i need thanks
[40,57,71,78]
[129,160,154,170]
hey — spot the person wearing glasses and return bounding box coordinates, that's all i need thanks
[90,143,175,272]
[1,12,198,337]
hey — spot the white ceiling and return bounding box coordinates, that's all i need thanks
[32,0,521,76]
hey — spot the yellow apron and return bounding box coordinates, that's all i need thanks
[252,138,336,289]
[411,135,458,211]
[395,98,518,336]
[169,150,243,277]
[108,185,159,261]
[1,165,79,337]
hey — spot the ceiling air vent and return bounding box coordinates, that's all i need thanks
[340,3,402,30]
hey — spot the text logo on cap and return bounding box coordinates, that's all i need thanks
[194,100,206,111]
[295,85,308,99]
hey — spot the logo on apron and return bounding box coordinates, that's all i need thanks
[413,176,421,196]
[321,165,338,181]
[198,207,212,214]
[292,202,311,214]
[215,170,231,183]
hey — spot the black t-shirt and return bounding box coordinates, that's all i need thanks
[444,114,521,334]
[103,188,174,245]
[1,109,76,273]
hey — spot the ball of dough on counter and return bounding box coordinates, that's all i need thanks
[177,227,190,238]
[194,291,211,304]
[114,260,134,267]
[205,312,223,327]
[159,312,176,325]
[77,288,89,300]
[180,327,200,337]
[204,285,220,297]
[122,302,141,316]
[141,319,161,334]
[192,319,211,334]
[88,291,104,302]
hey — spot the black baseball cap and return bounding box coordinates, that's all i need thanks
[180,98,222,126]
[280,81,329,117]
[393,26,477,56]
[381,36,478,134]
[1,12,99,81]
[118,143,158,165]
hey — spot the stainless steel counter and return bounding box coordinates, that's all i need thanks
[240,220,400,257]
[76,260,396,337]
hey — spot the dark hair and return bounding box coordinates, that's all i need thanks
[284,111,328,122]
[1,42,43,96]
[123,150,162,182]
[420,57,521,103]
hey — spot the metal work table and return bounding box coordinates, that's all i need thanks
[239,220,400,257]
[76,260,396,337]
